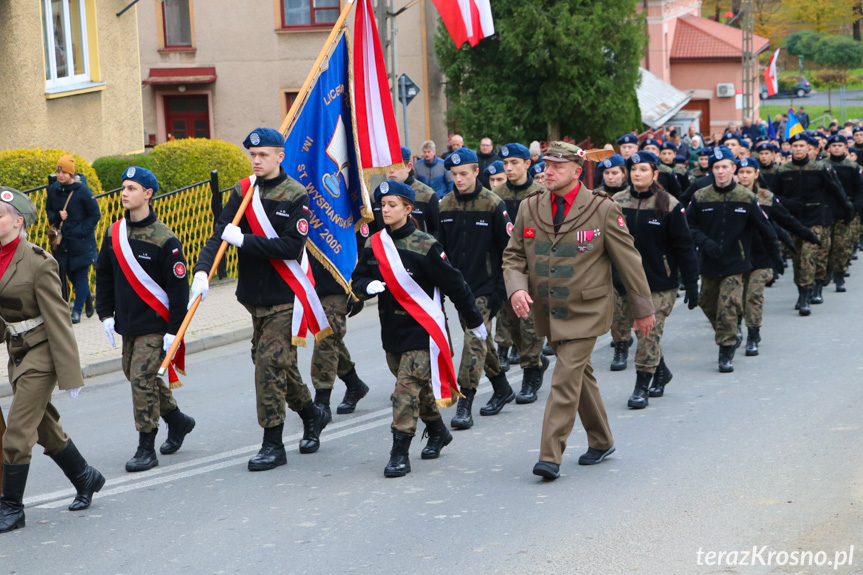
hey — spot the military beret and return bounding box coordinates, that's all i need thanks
[243,127,285,149]
[122,166,159,193]
[853,126,863,134]
[543,141,586,164]
[374,179,415,204]
[735,157,758,170]
[753,136,769,144]
[813,131,828,141]
[401,146,412,162]
[484,160,504,177]
[754,142,773,152]
[660,141,678,151]
[709,146,735,168]
[788,133,809,144]
[697,147,713,157]
[781,150,792,157]
[639,138,660,150]
[617,134,639,145]
[721,132,742,144]
[597,154,625,172]
[674,154,687,165]
[499,143,530,160]
[739,139,751,149]
[827,134,848,145]
[528,161,545,176]
[627,151,658,168]
[0,187,37,228]
[850,147,858,155]
[444,147,479,169]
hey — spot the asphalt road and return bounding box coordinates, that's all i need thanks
[763,88,863,108]
[3,273,863,575]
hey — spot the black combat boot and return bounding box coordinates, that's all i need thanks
[627,371,652,409]
[336,368,369,414]
[799,287,812,316]
[84,294,95,318]
[480,372,515,416]
[450,388,476,429]
[745,327,761,356]
[508,346,521,365]
[248,423,287,471]
[649,356,673,397]
[516,355,549,404]
[834,272,847,293]
[160,409,196,455]
[49,439,105,511]
[497,345,510,373]
[0,464,29,533]
[384,433,412,477]
[735,317,743,349]
[125,429,159,472]
[718,345,735,373]
[542,339,554,356]
[299,400,330,454]
[314,388,333,420]
[610,339,631,371]
[810,280,824,304]
[794,285,803,310]
[420,418,453,460]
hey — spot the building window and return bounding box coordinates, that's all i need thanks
[162,0,193,48]
[281,0,339,28]
[42,0,91,88]
[165,95,210,140]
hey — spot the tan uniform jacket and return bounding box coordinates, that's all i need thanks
[0,240,83,389]
[503,186,654,341]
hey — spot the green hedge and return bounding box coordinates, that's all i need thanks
[92,154,153,191]
[148,138,251,193]
[0,148,103,193]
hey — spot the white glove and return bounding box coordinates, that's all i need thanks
[189,271,209,308]
[469,324,488,340]
[103,317,116,347]
[366,280,386,295]
[163,333,176,355]
[221,223,244,247]
[68,387,82,398]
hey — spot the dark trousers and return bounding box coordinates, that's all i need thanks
[68,266,91,314]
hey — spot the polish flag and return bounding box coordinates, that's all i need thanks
[354,0,402,170]
[432,0,495,49]
[764,48,780,97]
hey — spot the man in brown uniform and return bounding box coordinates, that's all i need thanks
[503,142,655,480]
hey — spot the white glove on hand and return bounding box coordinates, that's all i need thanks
[221,223,244,247]
[189,271,209,308]
[469,324,488,340]
[163,333,176,355]
[103,317,116,347]
[68,387,82,398]
[366,280,386,295]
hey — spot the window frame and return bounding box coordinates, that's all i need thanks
[42,0,92,89]
[158,0,196,52]
[277,0,341,31]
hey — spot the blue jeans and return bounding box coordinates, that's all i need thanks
[69,266,91,315]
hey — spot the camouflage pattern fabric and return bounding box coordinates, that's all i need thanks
[611,292,633,343]
[633,289,677,373]
[814,225,833,283]
[122,333,178,433]
[699,274,744,346]
[311,294,355,390]
[792,225,825,288]
[386,350,441,436]
[493,301,543,369]
[457,295,502,390]
[743,267,773,328]
[493,307,513,348]
[828,219,856,276]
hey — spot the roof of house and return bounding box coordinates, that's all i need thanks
[636,67,691,129]
[671,15,769,60]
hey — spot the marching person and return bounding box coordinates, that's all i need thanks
[755,142,780,191]
[825,134,863,292]
[351,180,486,477]
[0,187,104,533]
[689,147,711,180]
[612,152,699,407]
[659,142,689,193]
[639,138,682,199]
[193,127,331,472]
[503,142,655,480]
[371,146,439,237]
[95,167,195,472]
[439,147,516,429]
[686,147,783,372]
[485,160,507,191]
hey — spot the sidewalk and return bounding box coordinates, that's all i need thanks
[0,279,251,398]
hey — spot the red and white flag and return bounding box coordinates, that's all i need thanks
[764,48,780,97]
[353,0,402,171]
[432,0,494,49]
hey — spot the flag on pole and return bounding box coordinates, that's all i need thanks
[767,114,777,139]
[432,0,495,49]
[764,48,780,97]
[785,108,804,139]
[354,0,402,172]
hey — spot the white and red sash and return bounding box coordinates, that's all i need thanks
[111,218,186,386]
[239,177,331,346]
[370,229,460,408]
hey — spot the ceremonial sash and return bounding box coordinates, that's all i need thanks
[370,229,460,408]
[111,218,186,387]
[239,177,332,346]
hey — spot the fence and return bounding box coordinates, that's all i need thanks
[22,171,238,300]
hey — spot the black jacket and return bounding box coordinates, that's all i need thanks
[476,151,500,188]
[827,155,863,215]
[686,181,781,278]
[370,176,440,237]
[95,208,189,336]
[351,221,482,354]
[680,173,714,207]
[772,158,852,228]
[491,176,542,224]
[657,164,682,199]
[45,178,101,272]
[750,185,812,270]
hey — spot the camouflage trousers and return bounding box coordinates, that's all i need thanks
[247,303,311,428]
[122,333,178,433]
[311,294,356,390]
[792,225,825,288]
[493,301,543,369]
[699,274,744,347]
[743,268,773,328]
[828,218,856,276]
[814,225,833,283]
[458,295,502,390]
[611,293,633,343]
[631,289,677,373]
[386,350,441,436]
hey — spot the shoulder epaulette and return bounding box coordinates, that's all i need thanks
[32,246,48,258]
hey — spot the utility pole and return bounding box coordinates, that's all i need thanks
[741,0,755,121]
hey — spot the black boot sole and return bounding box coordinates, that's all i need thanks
[69,472,106,511]
[0,513,25,533]
[479,390,515,416]
[384,463,411,477]
[248,453,287,472]
[336,383,369,414]
[648,387,664,398]
[745,346,759,356]
[125,459,158,473]
[450,418,473,430]
[160,419,196,455]
[609,363,627,372]
[718,365,734,373]
[421,434,452,460]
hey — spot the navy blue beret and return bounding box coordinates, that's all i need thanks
[660,141,678,151]
[484,160,505,177]
[528,161,545,176]
[617,134,639,145]
[243,127,285,149]
[754,136,769,144]
[735,157,758,170]
[639,138,660,150]
[499,143,530,160]
[739,139,750,148]
[122,166,159,193]
[788,132,809,144]
[754,142,773,152]
[374,180,415,204]
[697,147,713,157]
[627,151,658,168]
[853,126,863,134]
[674,154,687,164]
[827,134,848,145]
[709,146,735,168]
[401,146,412,161]
[597,154,625,172]
[721,132,742,144]
[444,147,479,169]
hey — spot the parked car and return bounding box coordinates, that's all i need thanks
[760,75,811,99]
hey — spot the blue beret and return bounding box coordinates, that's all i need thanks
[499,143,530,160]
[781,150,792,157]
[754,136,769,144]
[597,154,625,172]
[674,154,687,164]
[709,146,735,168]
[639,138,660,150]
[697,147,713,157]
[827,134,847,145]
[484,160,505,177]
[627,151,658,168]
[813,131,828,140]
[444,147,479,169]
[617,134,639,145]
[401,146,412,161]
[739,139,750,149]
[528,161,545,176]
[243,127,285,149]
[850,147,858,154]
[788,132,809,144]
[374,180,415,204]
[754,142,773,152]
[853,126,863,134]
[122,166,159,193]
[721,132,742,144]
[660,141,678,151]
[735,157,758,170]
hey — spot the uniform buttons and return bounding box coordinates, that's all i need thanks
[551,267,556,274]
[549,289,555,296]
[551,246,557,252]
[14,358,21,366]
